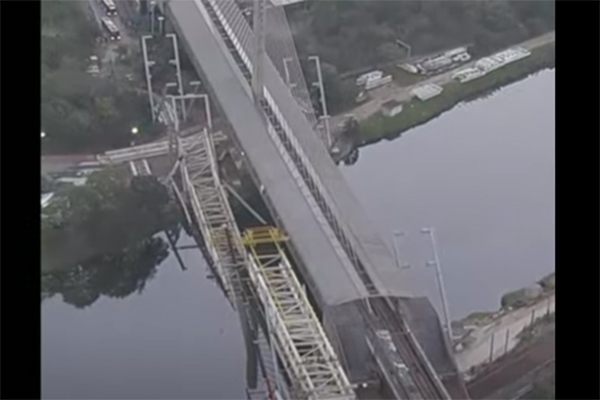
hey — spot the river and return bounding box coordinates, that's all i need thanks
[342,69,555,319]
[42,70,554,398]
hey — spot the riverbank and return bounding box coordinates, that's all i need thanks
[356,42,554,146]
[451,272,555,377]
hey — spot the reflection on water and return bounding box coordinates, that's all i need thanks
[341,70,555,320]
[42,236,169,308]
[42,231,246,400]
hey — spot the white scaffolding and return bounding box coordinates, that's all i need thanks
[180,128,246,302]
[243,227,355,400]
[176,128,354,400]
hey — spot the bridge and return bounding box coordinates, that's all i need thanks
[136,1,468,398]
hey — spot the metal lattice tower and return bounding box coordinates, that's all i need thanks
[243,227,356,400]
[180,128,246,303]
[129,158,152,176]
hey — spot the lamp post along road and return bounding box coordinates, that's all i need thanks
[282,57,297,89]
[308,55,331,148]
[422,227,453,343]
[391,231,410,269]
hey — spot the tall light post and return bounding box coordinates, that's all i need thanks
[421,227,452,343]
[141,35,156,121]
[184,80,202,120]
[166,33,186,122]
[391,230,410,269]
[149,0,156,35]
[308,55,331,148]
[395,37,412,60]
[157,15,165,36]
[282,57,297,89]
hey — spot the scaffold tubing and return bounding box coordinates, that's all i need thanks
[243,227,356,400]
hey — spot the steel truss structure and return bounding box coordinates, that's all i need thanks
[243,227,355,400]
[180,128,246,302]
[177,128,354,400]
[97,134,203,165]
[129,158,152,176]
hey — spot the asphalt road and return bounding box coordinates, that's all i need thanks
[330,31,556,131]
[85,0,137,67]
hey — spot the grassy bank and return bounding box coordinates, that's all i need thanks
[359,42,555,145]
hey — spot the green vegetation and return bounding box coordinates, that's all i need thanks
[289,1,555,73]
[463,311,495,326]
[288,0,554,116]
[304,62,359,115]
[42,169,180,272]
[359,42,554,145]
[538,272,555,291]
[501,288,533,309]
[41,1,159,154]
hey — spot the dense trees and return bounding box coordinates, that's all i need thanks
[41,1,158,154]
[288,0,555,73]
[42,169,180,272]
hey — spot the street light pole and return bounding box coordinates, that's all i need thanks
[422,227,452,343]
[391,231,410,269]
[167,33,186,122]
[308,55,331,148]
[184,80,202,122]
[141,35,156,121]
[282,57,297,89]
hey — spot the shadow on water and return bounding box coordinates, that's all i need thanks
[42,234,171,308]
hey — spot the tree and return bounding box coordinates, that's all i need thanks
[42,169,180,271]
[41,1,160,155]
[288,0,555,73]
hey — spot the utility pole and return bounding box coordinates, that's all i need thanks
[422,227,453,344]
[308,55,331,148]
[396,37,412,60]
[252,0,267,103]
[149,1,156,34]
[141,35,156,121]
[167,33,186,122]
[282,57,297,89]
[391,231,410,269]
